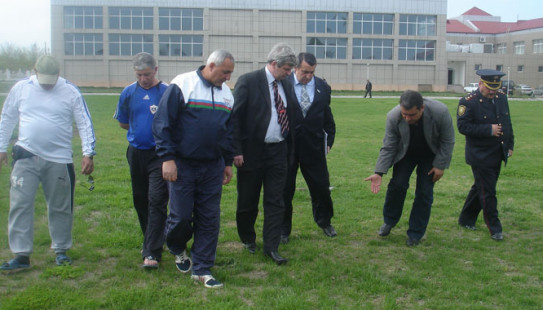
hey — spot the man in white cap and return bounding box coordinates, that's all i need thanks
[0,55,96,271]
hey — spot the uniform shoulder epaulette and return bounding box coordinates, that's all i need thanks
[464,92,477,101]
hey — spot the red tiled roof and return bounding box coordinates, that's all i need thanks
[448,4,543,35]
[471,21,511,34]
[446,20,476,33]
[509,18,543,31]
[461,7,492,17]
[448,19,543,34]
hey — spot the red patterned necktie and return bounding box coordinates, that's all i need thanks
[272,80,289,137]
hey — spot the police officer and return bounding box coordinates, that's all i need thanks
[457,69,514,241]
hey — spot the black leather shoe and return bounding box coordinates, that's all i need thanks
[406,237,421,246]
[322,225,337,237]
[378,223,393,236]
[243,242,256,254]
[491,232,504,241]
[264,251,288,265]
[280,235,289,244]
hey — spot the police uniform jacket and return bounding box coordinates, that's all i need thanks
[457,89,514,167]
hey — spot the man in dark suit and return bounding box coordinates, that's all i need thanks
[364,80,373,98]
[232,43,297,265]
[457,69,514,241]
[281,52,336,244]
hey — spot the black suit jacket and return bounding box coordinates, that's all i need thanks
[232,68,297,170]
[289,75,335,164]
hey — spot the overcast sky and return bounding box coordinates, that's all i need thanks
[0,0,541,48]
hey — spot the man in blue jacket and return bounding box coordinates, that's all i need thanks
[114,52,169,269]
[152,50,235,288]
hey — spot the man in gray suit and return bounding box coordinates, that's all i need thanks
[365,90,455,246]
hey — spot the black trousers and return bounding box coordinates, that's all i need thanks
[282,153,333,237]
[126,145,169,260]
[459,165,502,235]
[236,141,287,252]
[383,154,435,240]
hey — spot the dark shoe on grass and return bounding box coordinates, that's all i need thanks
[243,242,257,254]
[191,274,223,288]
[56,253,72,266]
[175,250,192,273]
[459,221,476,230]
[378,223,393,237]
[1,256,31,271]
[322,225,337,238]
[491,232,504,241]
[406,237,421,246]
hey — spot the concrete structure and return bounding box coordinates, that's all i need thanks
[51,0,448,91]
[447,7,543,92]
[50,1,543,91]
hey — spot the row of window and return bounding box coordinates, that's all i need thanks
[64,34,203,57]
[306,13,436,35]
[64,33,435,61]
[513,40,543,54]
[64,7,203,31]
[477,64,543,73]
[485,40,543,55]
[64,6,436,36]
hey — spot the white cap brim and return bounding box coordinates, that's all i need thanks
[37,74,58,85]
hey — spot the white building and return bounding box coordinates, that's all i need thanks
[446,7,543,91]
[51,0,449,91]
[50,1,543,91]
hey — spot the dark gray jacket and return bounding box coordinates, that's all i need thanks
[375,98,455,174]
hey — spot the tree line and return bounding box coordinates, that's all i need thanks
[0,43,47,72]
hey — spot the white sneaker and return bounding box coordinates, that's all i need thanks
[174,250,192,273]
[191,274,223,288]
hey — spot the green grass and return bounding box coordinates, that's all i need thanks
[0,95,542,309]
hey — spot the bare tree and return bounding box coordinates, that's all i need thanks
[0,43,46,72]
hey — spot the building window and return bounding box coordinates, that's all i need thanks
[353,13,394,35]
[307,37,347,59]
[352,39,393,60]
[518,65,524,72]
[64,33,103,56]
[109,34,153,56]
[307,12,347,33]
[399,15,436,36]
[496,43,507,54]
[159,8,203,31]
[109,7,153,30]
[475,64,482,70]
[514,41,525,55]
[159,35,203,56]
[64,6,102,29]
[533,39,543,54]
[496,65,503,71]
[398,40,435,61]
[539,66,543,73]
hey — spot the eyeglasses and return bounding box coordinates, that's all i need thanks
[80,175,95,191]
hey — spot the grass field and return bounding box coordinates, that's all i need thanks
[0,94,542,309]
